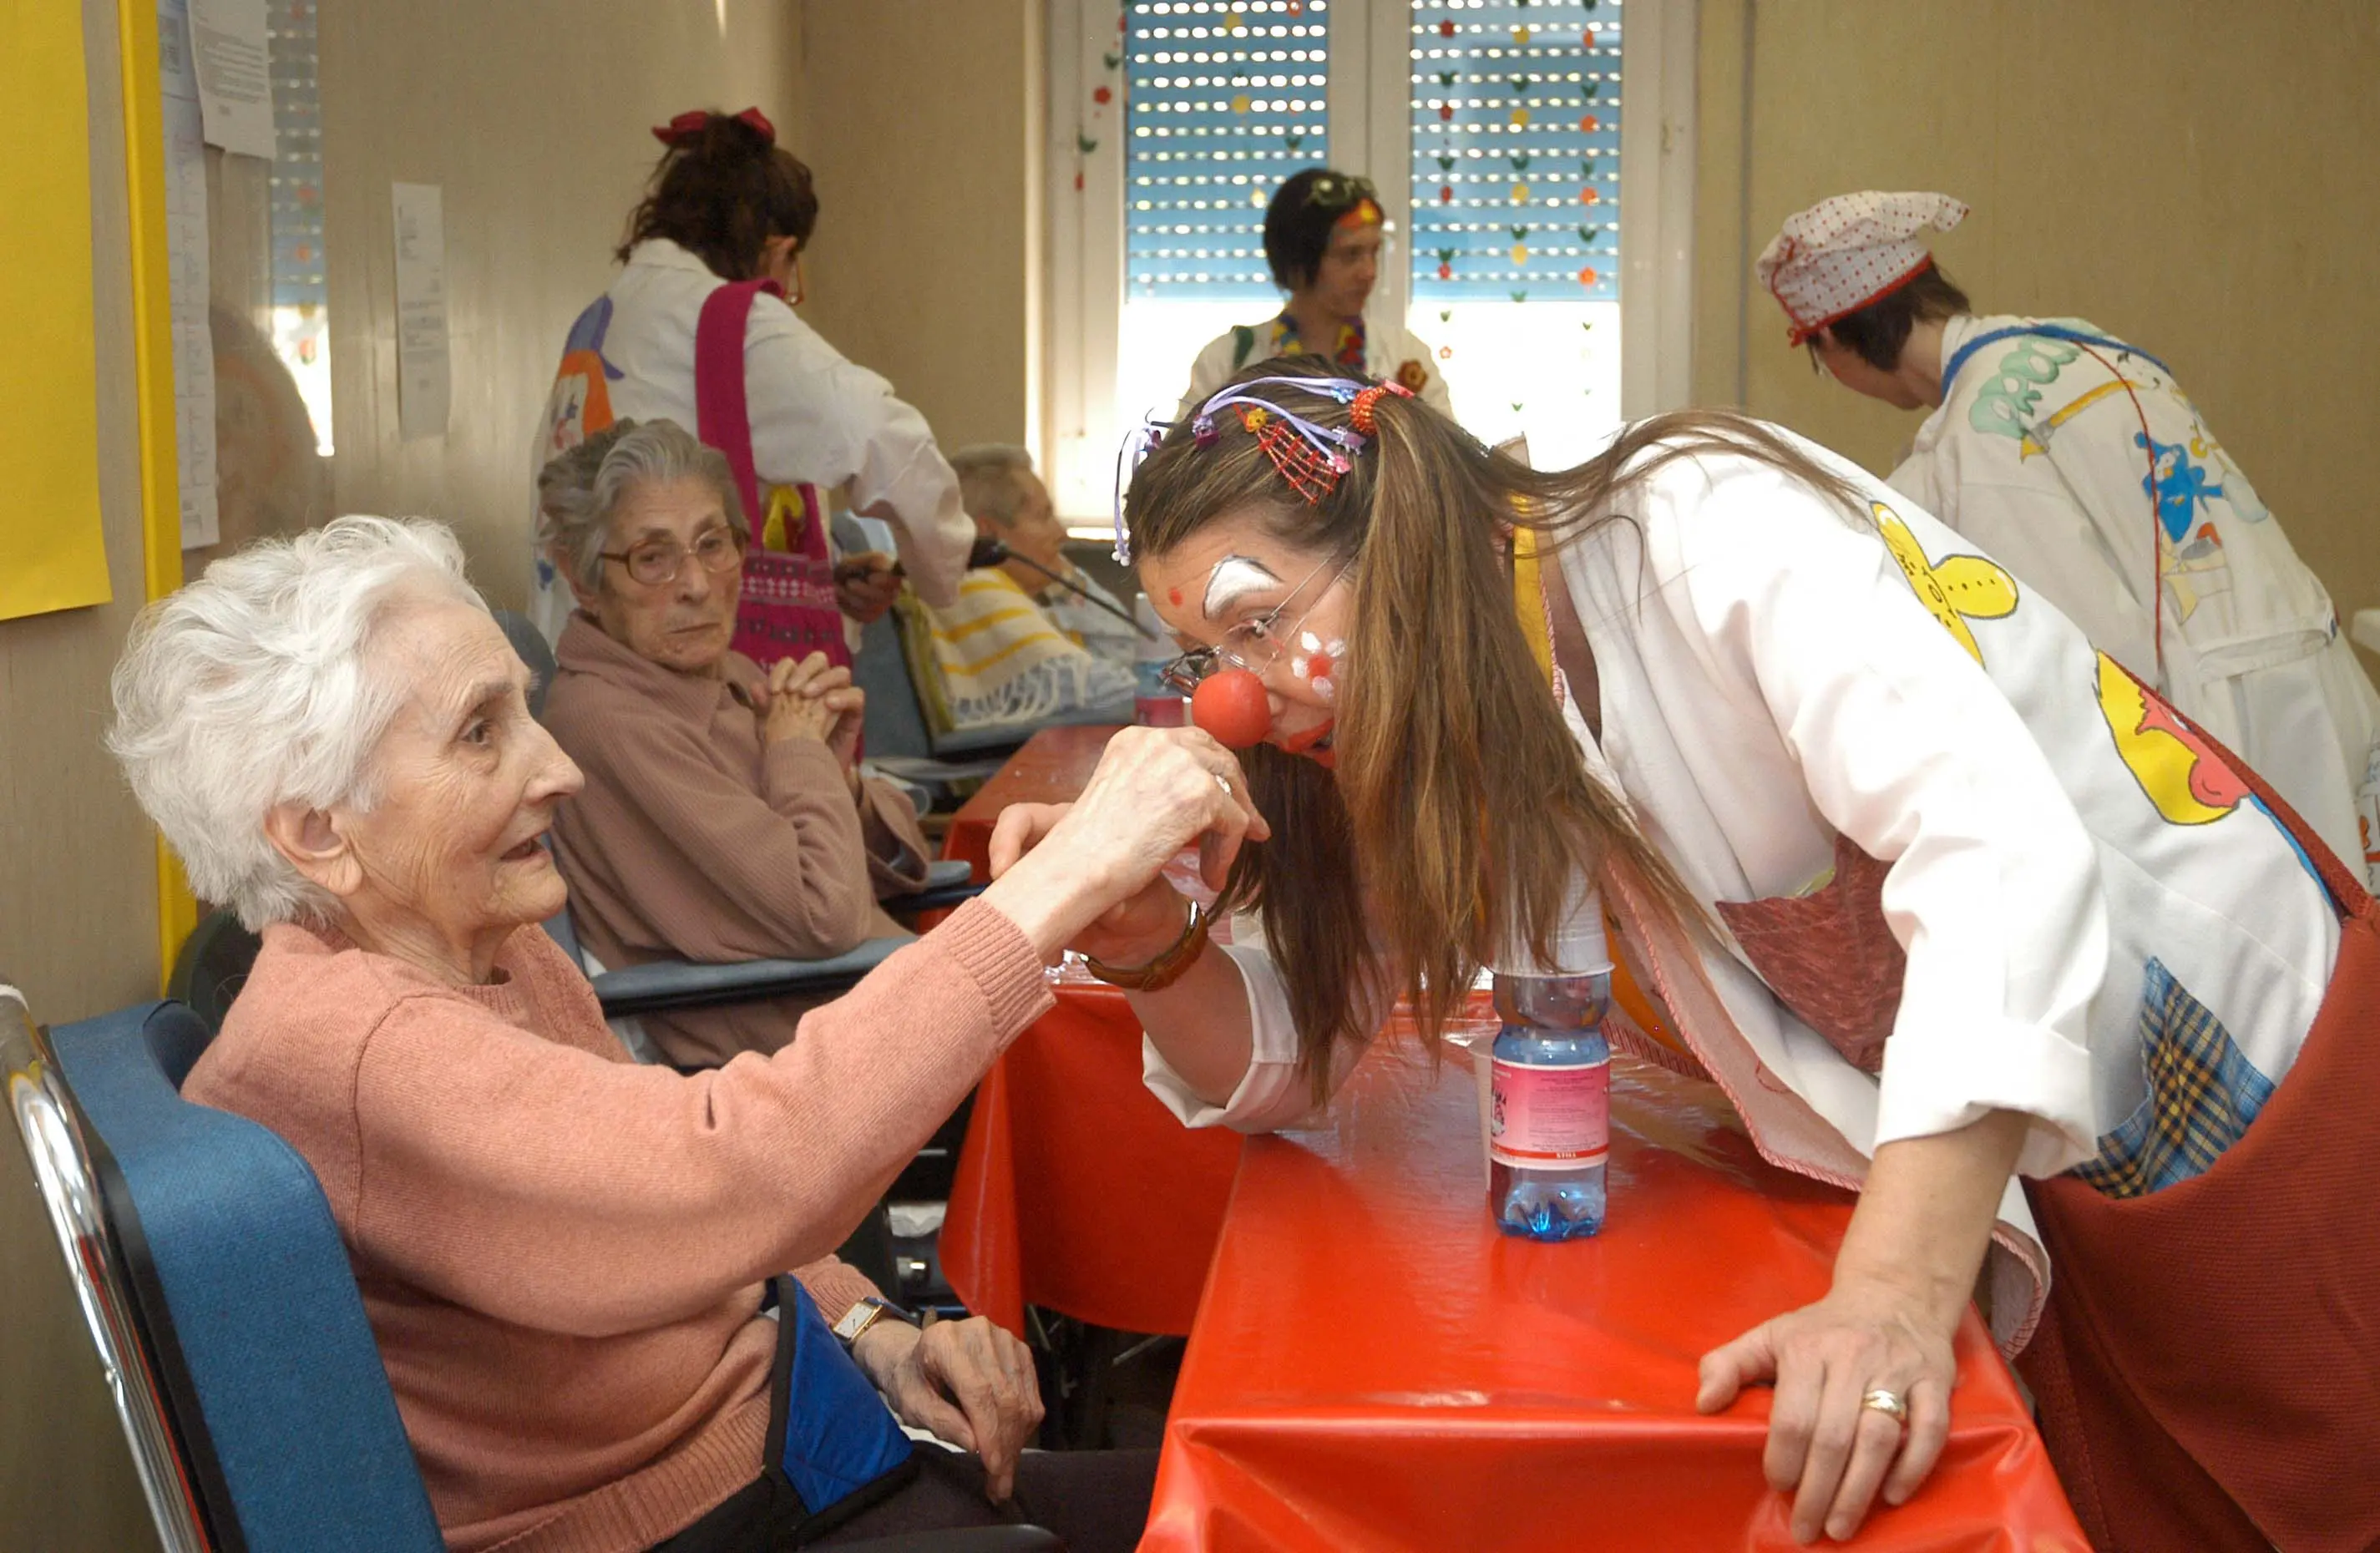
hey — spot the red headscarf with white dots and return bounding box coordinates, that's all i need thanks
[1755,191,1969,345]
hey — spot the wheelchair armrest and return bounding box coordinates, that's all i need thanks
[880,858,989,915]
[827,1529,1063,1553]
[589,938,906,1018]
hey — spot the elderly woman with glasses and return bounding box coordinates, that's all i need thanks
[535,418,931,1069]
[109,514,1263,1551]
[1177,167,1453,419]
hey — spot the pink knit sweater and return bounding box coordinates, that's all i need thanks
[183,899,1053,1552]
[543,616,934,1068]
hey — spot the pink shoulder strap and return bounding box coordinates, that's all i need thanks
[692,277,783,531]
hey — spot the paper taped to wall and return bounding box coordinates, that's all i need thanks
[160,0,220,548]
[189,0,275,159]
[392,182,451,440]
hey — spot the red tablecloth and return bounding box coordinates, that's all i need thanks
[1141,1045,2087,1553]
[939,981,1241,1337]
[940,724,1239,1336]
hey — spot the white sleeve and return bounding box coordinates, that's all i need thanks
[1648,463,2107,1176]
[741,305,974,607]
[1140,938,1375,1134]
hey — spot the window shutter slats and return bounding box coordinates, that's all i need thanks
[1410,0,1623,303]
[1126,1,1334,300]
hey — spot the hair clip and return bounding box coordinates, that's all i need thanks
[651,106,776,149]
[1192,415,1218,448]
[1111,417,1168,564]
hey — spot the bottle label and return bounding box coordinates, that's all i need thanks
[1488,1055,1609,1168]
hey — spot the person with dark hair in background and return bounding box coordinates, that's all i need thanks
[529,107,972,652]
[1761,190,2380,886]
[1177,167,1452,417]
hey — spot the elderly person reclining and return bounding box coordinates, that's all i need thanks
[535,418,930,1068]
[898,453,1137,738]
[949,443,1140,668]
[108,515,1267,1551]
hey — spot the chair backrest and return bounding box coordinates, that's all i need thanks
[856,608,937,761]
[165,909,262,1037]
[493,605,558,719]
[14,988,444,1551]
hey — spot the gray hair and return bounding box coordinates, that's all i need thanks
[536,418,744,593]
[948,443,1035,525]
[107,516,487,930]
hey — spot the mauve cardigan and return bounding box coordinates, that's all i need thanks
[543,615,934,1066]
[184,899,1051,1552]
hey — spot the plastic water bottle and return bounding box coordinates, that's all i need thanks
[1488,892,1613,1240]
[1132,594,1187,727]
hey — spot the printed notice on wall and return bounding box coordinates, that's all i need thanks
[391,182,450,440]
[160,0,220,547]
[188,0,274,159]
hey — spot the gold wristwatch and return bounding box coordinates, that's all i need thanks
[830,1295,917,1348]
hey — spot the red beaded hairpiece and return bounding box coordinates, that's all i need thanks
[1347,379,1412,437]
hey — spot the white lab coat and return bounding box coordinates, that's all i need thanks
[1146,430,2338,1345]
[1179,308,1455,421]
[528,240,974,641]
[1891,314,2380,887]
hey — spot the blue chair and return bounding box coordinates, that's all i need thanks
[3,982,1060,1552]
[4,982,442,1550]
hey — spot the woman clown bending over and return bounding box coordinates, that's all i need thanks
[988,361,2378,1551]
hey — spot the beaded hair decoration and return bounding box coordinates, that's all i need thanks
[1112,376,1412,562]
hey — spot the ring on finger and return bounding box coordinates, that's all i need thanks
[1859,1388,1908,1426]
[1213,770,1234,798]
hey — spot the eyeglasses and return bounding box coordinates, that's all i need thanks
[1303,173,1379,211]
[1157,555,1349,694]
[599,524,747,588]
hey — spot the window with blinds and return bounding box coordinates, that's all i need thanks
[1410,0,1621,303]
[1125,1,1333,300]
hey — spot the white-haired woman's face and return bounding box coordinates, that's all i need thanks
[576,475,745,675]
[279,594,582,976]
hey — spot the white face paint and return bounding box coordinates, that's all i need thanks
[1202,554,1283,620]
[1289,629,1349,702]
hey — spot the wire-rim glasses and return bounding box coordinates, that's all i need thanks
[599,524,748,588]
[1157,555,1350,695]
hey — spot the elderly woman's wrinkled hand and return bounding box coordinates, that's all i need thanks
[852,1315,1043,1503]
[757,652,843,748]
[979,726,1268,959]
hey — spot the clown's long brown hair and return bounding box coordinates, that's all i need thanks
[1127,358,1863,1099]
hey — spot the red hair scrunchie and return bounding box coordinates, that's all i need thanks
[651,106,777,149]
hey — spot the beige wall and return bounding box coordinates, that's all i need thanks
[0,7,186,1545]
[798,0,1043,455]
[1693,0,2380,661]
[316,0,806,608]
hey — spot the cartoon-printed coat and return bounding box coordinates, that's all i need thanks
[1144,429,2339,1352]
[526,239,975,644]
[1889,314,2380,887]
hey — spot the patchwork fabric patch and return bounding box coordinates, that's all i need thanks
[2071,959,2276,1198]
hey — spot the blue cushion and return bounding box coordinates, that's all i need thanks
[48,1002,443,1551]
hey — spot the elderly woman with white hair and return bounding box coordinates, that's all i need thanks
[537,418,929,1068]
[108,515,1267,1551]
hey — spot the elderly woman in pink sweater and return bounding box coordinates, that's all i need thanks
[537,418,932,1069]
[107,516,1267,1552]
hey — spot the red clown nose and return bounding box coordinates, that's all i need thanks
[1190,669,1272,749]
